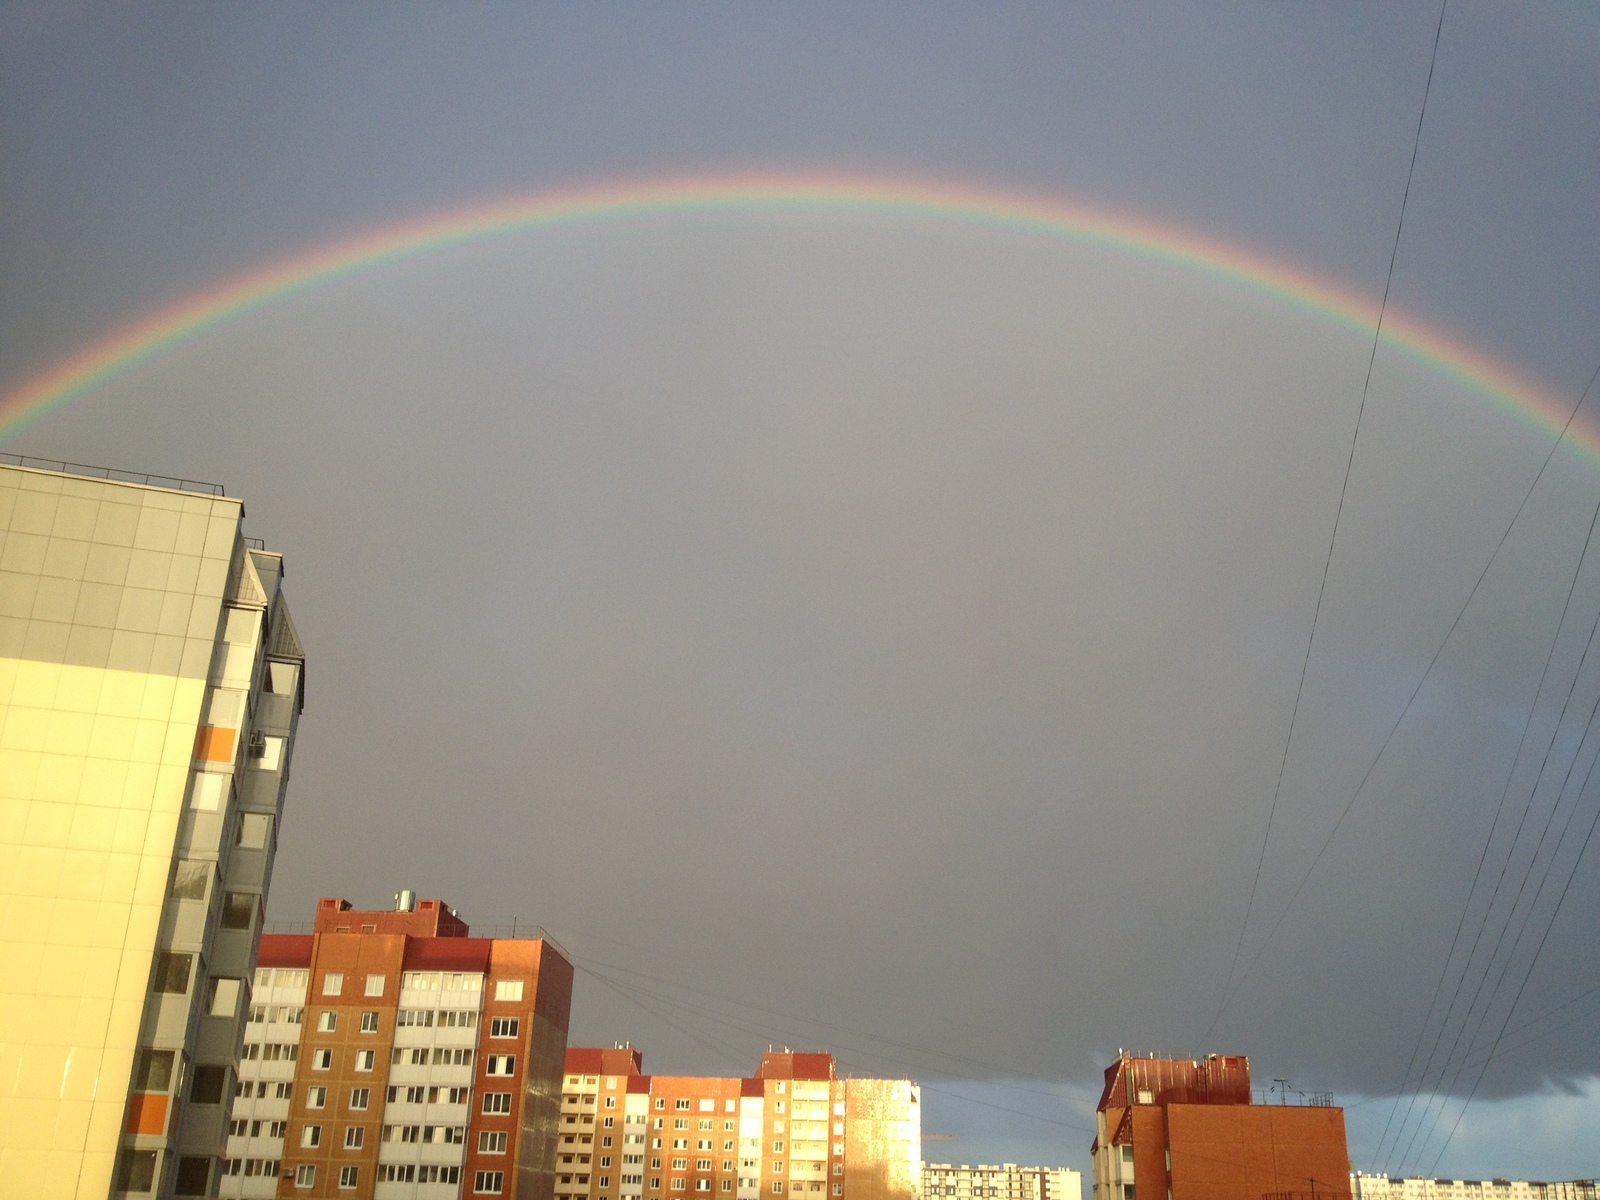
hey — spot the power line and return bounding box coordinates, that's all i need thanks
[1386,513,1600,1173]
[1207,0,1449,1040]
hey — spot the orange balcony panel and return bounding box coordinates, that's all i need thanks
[124,1092,169,1135]
[194,725,236,763]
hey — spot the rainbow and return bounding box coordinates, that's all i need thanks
[2,171,1590,461]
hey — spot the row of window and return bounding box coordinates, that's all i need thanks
[395,1007,484,1028]
[248,1004,303,1024]
[221,1158,279,1178]
[228,1119,287,1138]
[236,1080,292,1099]
[376,1164,465,1184]
[239,1042,297,1061]
[380,1124,464,1144]
[384,1084,475,1106]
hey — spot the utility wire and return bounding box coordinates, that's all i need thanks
[1426,758,1600,1173]
[1208,0,1448,1039]
[1405,650,1600,1171]
[1371,412,1600,1166]
[1383,486,1600,1173]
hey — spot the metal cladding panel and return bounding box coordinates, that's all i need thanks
[843,1079,919,1200]
[1096,1054,1253,1111]
[257,933,313,967]
[402,936,493,972]
[756,1051,837,1081]
[566,1046,644,1078]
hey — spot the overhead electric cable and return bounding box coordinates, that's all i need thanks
[1386,513,1600,1173]
[1425,766,1600,1173]
[1208,0,1449,1037]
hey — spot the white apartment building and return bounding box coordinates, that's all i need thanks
[921,1162,1082,1200]
[1352,1175,1597,1200]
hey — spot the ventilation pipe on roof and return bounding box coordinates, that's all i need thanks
[395,889,416,912]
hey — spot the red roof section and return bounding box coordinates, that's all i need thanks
[257,934,312,967]
[313,896,469,937]
[757,1052,836,1081]
[1097,1054,1252,1112]
[401,937,492,972]
[566,1047,646,1076]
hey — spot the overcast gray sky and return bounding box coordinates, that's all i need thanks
[4,1,1600,1181]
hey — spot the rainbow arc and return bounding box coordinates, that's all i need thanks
[2,172,1587,464]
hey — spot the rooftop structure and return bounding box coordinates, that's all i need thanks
[1092,1053,1351,1200]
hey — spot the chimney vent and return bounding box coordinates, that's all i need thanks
[395,889,416,912]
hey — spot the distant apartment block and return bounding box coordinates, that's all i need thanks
[1091,1052,1351,1200]
[557,1046,919,1200]
[225,895,572,1200]
[1351,1176,1597,1199]
[0,460,305,1200]
[921,1161,1081,1200]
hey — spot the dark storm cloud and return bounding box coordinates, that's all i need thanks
[3,2,1599,1179]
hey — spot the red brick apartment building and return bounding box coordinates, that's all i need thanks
[554,1047,919,1200]
[220,896,572,1200]
[1091,1054,1350,1200]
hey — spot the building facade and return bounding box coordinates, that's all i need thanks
[0,461,305,1200]
[921,1161,1082,1200]
[1351,1177,1597,1200]
[223,896,573,1200]
[556,1048,919,1200]
[1091,1053,1351,1200]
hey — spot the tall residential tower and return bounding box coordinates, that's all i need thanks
[0,461,306,1200]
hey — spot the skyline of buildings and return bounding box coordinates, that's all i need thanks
[0,461,305,1200]
[0,459,1587,1199]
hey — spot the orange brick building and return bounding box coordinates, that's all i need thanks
[221,896,572,1200]
[554,1047,918,1200]
[1091,1054,1350,1200]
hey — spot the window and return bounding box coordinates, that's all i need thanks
[486,1055,516,1076]
[480,1131,509,1154]
[834,1187,843,1195]
[700,1099,715,1113]
[171,860,211,900]
[191,770,230,811]
[221,892,256,929]
[304,1084,328,1108]
[773,1162,785,1173]
[116,1149,158,1192]
[317,1010,337,1032]
[475,1171,506,1194]
[699,1120,713,1131]
[312,1048,333,1071]
[429,1086,470,1104]
[833,1165,843,1176]
[773,1185,785,1194]
[153,952,193,994]
[602,1156,613,1167]
[484,1093,513,1114]
[673,1159,688,1170]
[495,979,524,1001]
[344,1126,365,1149]
[698,1140,712,1151]
[673,1139,688,1150]
[236,812,272,849]
[724,1183,735,1194]
[301,1126,322,1148]
[190,1066,227,1104]
[655,1099,666,1110]
[268,660,299,694]
[696,1182,711,1193]
[606,1096,617,1109]
[365,974,385,997]
[322,973,343,996]
[360,1011,379,1032]
[133,1048,175,1092]
[339,1166,359,1190]
[295,1164,316,1187]
[696,1159,711,1171]
[490,1017,519,1038]
[397,1007,434,1027]
[208,977,242,1017]
[775,1084,786,1096]
[349,1088,369,1110]
[773,1143,785,1154]
[673,1181,687,1192]
[355,1050,375,1072]
[676,1099,691,1110]
[251,735,286,771]
[605,1116,615,1127]
[723,1141,734,1152]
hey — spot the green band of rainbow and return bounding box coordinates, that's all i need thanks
[2,172,1590,463]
